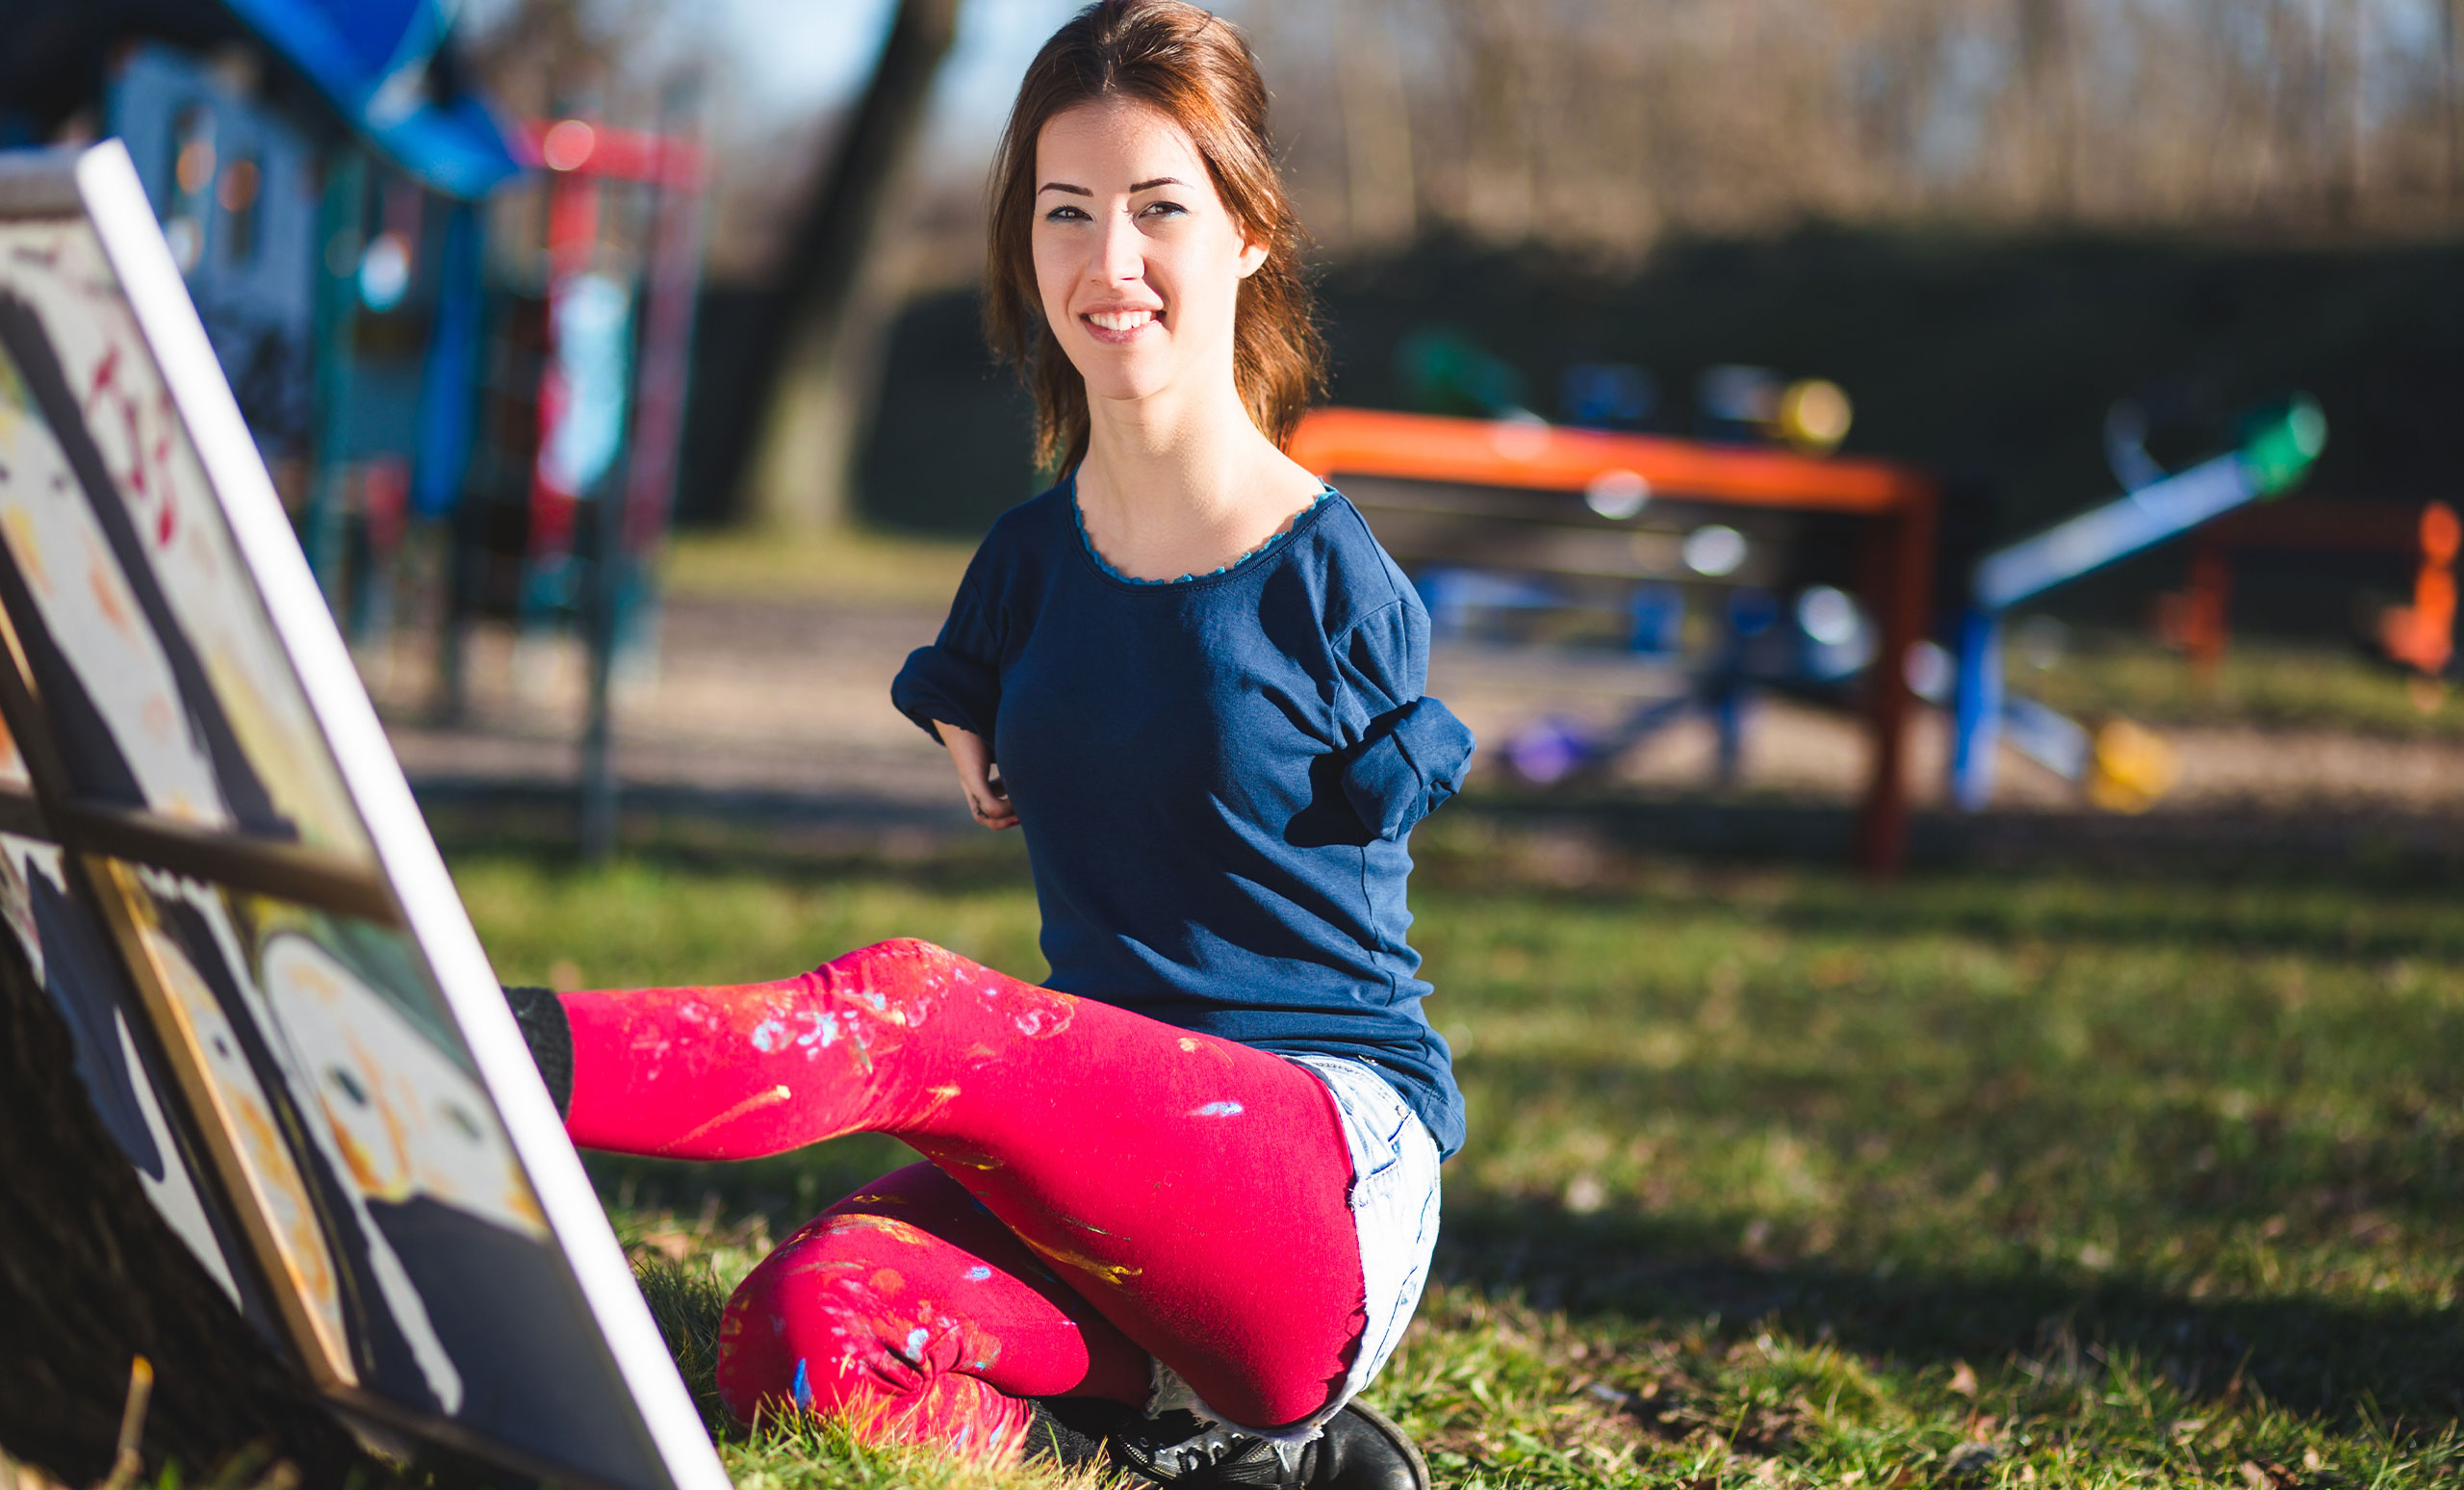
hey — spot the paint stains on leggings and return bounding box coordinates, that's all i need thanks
[563,939,1369,1449]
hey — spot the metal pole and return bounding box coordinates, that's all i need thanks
[1949,606,2004,811]
[415,199,484,718]
[1853,484,1938,875]
[578,473,623,863]
[304,147,366,608]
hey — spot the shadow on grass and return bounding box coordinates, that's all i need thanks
[1414,835,2464,963]
[430,799,2464,963]
[1463,1064,2464,1259]
[1463,793,2464,887]
[1435,1202,2464,1426]
[1736,893,2464,965]
[448,810,2464,1441]
[424,795,1036,899]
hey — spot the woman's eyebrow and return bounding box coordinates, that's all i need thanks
[1037,178,1185,195]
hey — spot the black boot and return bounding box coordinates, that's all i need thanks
[1297,1404,1429,1490]
[1022,1397,1147,1471]
[500,985,574,1119]
[1109,1402,1429,1490]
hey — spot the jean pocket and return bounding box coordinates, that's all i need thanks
[1343,1081,1412,1190]
[1293,1055,1407,1192]
[1355,1110,1404,1184]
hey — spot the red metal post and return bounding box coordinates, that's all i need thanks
[1853,480,1938,876]
[2182,532,2232,681]
[619,125,707,564]
[525,164,601,581]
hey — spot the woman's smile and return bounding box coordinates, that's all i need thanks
[1082,304,1162,342]
[1030,96,1265,408]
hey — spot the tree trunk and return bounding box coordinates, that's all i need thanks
[2448,0,2463,201]
[0,929,367,1485]
[2016,0,2080,216]
[1339,0,1418,247]
[738,0,962,533]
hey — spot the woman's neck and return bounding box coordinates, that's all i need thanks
[1073,374,1323,581]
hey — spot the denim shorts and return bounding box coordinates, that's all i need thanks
[1147,1054,1443,1443]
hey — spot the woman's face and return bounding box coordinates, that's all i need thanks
[1031,96,1267,413]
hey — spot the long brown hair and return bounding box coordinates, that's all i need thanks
[985,0,1324,474]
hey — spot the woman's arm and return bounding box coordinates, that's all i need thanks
[1332,598,1476,841]
[937,723,1018,830]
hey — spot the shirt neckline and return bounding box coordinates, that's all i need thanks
[1066,472,1337,589]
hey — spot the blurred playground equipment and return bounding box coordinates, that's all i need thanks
[103,11,521,582]
[1949,396,2327,810]
[1287,405,1938,873]
[1339,322,2358,837]
[1399,328,1854,455]
[453,113,709,858]
[1695,363,1855,454]
[2147,498,2456,684]
[2373,501,2458,681]
[43,3,710,858]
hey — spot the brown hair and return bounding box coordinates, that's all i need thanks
[985,0,1324,474]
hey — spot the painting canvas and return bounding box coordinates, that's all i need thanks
[0,828,256,1314]
[0,142,725,1490]
[0,217,362,849]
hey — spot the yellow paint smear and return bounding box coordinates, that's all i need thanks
[660,1083,794,1153]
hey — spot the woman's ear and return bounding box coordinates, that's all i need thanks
[1235,234,1270,279]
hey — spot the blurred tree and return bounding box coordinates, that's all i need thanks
[1255,0,2464,260]
[2448,0,2463,198]
[2015,0,2079,212]
[739,0,962,533]
[1337,0,1417,246]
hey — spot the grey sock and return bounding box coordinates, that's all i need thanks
[500,985,574,1118]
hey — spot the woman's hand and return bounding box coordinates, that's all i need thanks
[937,723,1018,830]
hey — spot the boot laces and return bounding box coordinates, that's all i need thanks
[1119,1414,1311,1485]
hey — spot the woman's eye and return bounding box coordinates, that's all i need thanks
[1139,200,1188,219]
[1043,205,1091,222]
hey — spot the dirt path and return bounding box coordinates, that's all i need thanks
[370,593,2464,835]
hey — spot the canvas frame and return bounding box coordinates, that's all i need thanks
[0,141,727,1490]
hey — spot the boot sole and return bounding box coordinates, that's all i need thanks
[1344,1401,1431,1490]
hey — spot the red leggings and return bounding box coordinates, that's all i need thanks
[562,938,1366,1453]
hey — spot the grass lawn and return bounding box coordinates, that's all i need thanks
[1991,629,2460,743]
[662,527,974,608]
[453,822,2464,1489]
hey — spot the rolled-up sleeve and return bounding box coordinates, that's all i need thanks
[1342,696,1476,840]
[1331,598,1476,840]
[891,570,1003,744]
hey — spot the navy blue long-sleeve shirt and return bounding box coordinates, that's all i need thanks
[891,480,1473,1157]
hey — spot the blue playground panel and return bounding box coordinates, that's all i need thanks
[1949,398,2326,809]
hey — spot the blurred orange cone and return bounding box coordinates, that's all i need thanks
[2380,501,2458,676]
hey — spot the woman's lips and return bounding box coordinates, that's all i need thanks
[1080,307,1160,345]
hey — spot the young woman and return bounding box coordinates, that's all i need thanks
[512,4,1473,1483]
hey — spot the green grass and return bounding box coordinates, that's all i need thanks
[454,823,2464,1488]
[661,527,974,608]
[2012,629,2461,740]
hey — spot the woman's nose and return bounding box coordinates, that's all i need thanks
[1091,206,1143,284]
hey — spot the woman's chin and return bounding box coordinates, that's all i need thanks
[1076,362,1185,410]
